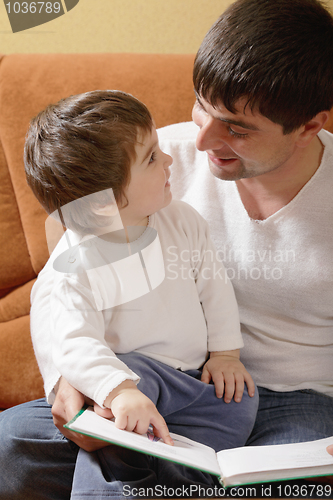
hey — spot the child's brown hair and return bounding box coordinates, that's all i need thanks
[24,90,153,233]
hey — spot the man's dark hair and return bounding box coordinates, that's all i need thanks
[193,0,333,133]
[24,90,153,232]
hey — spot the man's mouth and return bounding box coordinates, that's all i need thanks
[208,154,239,167]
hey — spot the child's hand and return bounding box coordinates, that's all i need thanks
[103,380,174,445]
[201,350,255,403]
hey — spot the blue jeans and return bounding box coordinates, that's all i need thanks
[247,387,333,446]
[1,367,332,499]
[0,353,258,499]
[70,353,258,499]
[246,388,333,499]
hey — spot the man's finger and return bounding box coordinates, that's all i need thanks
[327,445,333,455]
[93,402,113,419]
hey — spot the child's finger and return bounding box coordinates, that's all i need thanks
[212,372,225,399]
[134,416,153,436]
[244,372,256,397]
[114,412,129,431]
[222,373,235,403]
[233,373,245,402]
[151,415,174,446]
[200,365,212,385]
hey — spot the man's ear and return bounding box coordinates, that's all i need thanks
[296,110,330,148]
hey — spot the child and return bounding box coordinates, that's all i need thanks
[24,90,258,496]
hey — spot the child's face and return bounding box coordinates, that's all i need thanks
[119,127,173,226]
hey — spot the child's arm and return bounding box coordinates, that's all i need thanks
[102,380,174,445]
[201,350,256,403]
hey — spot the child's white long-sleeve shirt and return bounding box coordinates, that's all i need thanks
[36,200,242,406]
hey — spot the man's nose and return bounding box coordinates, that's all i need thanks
[196,118,226,152]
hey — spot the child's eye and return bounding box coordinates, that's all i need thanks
[228,127,248,139]
[149,151,157,164]
[195,99,207,113]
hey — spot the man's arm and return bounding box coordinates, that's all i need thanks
[53,377,173,449]
[52,377,111,452]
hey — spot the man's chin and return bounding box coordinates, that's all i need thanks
[207,157,244,181]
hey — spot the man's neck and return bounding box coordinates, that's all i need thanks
[235,136,324,221]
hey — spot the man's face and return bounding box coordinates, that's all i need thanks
[192,94,301,182]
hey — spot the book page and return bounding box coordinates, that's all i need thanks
[217,436,333,478]
[66,407,220,476]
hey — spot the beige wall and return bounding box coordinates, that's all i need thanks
[0,0,233,54]
[1,0,333,55]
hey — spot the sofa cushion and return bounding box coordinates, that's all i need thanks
[0,52,332,410]
[0,53,195,277]
[0,53,195,408]
[0,315,43,409]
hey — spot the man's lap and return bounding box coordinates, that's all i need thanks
[247,387,333,446]
[1,385,332,498]
[0,354,257,499]
[0,398,77,499]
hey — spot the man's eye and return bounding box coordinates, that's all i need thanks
[149,152,157,164]
[228,127,248,139]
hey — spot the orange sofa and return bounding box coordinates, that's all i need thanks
[0,53,196,410]
[0,53,332,410]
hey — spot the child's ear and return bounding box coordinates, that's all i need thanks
[92,202,119,217]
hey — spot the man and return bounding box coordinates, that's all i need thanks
[0,0,333,497]
[161,0,333,450]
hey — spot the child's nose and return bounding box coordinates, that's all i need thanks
[163,152,173,167]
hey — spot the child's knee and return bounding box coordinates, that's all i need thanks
[233,384,259,442]
[245,383,259,412]
[117,352,157,380]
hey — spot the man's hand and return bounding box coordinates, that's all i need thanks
[103,380,174,445]
[52,377,110,452]
[201,350,256,403]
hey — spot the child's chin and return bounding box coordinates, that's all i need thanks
[165,191,173,206]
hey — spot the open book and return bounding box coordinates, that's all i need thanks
[65,407,333,487]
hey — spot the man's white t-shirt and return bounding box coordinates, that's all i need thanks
[31,122,333,401]
[158,122,333,398]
